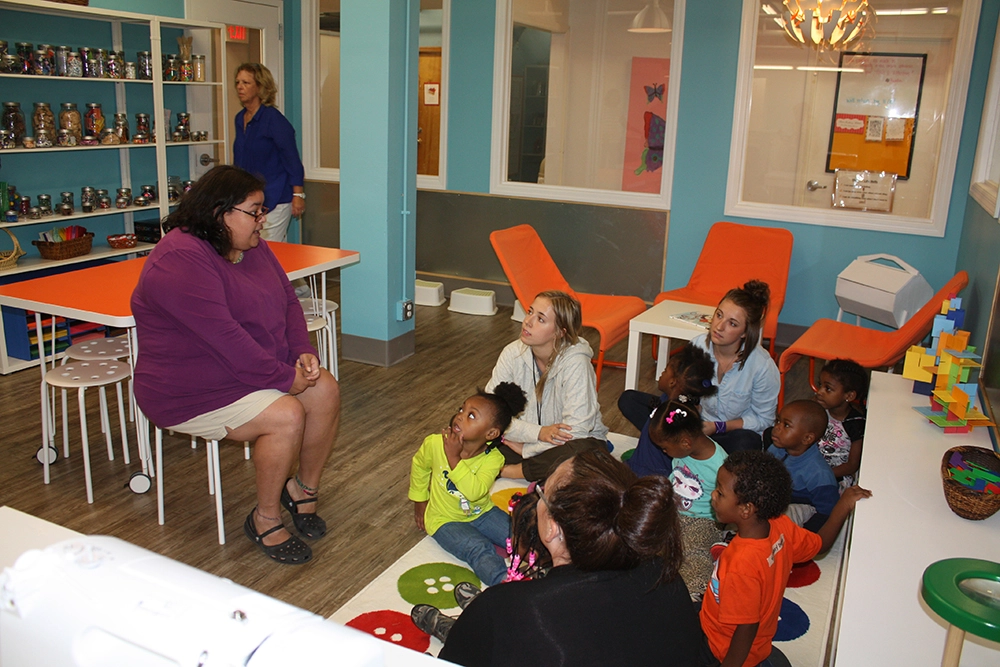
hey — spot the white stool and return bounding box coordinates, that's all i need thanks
[155,426,226,544]
[54,336,132,462]
[299,297,339,379]
[44,360,132,504]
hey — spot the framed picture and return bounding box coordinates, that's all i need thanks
[826,52,927,179]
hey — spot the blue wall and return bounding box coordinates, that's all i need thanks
[666,0,999,329]
[91,0,183,17]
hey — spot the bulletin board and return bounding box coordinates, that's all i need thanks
[826,52,927,180]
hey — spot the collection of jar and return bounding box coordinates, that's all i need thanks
[3,180,193,223]
[0,41,207,82]
[0,102,209,149]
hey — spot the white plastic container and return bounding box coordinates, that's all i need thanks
[414,279,445,307]
[448,288,498,316]
[835,254,933,328]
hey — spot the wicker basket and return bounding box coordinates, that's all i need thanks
[107,233,137,249]
[941,446,1000,520]
[0,227,26,271]
[32,232,94,260]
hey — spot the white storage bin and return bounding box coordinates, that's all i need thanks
[415,280,445,307]
[835,254,933,328]
[448,288,498,316]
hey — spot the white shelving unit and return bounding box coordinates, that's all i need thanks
[0,0,227,373]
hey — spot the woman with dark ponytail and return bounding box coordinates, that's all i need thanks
[438,449,704,666]
[693,279,780,453]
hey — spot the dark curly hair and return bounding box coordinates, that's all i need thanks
[821,358,870,402]
[547,449,683,584]
[648,399,703,448]
[667,344,718,403]
[505,491,552,580]
[162,164,266,259]
[719,279,770,369]
[722,450,792,520]
[476,382,528,445]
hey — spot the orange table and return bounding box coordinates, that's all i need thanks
[0,242,360,486]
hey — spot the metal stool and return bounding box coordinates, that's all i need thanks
[922,558,1000,666]
[154,426,226,544]
[43,359,132,504]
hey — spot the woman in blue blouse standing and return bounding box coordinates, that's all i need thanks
[233,63,305,243]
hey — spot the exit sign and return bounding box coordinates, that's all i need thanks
[227,24,248,43]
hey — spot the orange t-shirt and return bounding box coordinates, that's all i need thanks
[700,515,822,666]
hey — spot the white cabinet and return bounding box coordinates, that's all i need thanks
[0,0,228,373]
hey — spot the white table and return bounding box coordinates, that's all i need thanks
[834,372,1000,666]
[624,299,713,390]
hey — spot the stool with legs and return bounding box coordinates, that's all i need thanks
[154,426,226,544]
[43,359,132,503]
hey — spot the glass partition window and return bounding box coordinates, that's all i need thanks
[970,11,1000,218]
[303,0,448,187]
[726,0,980,236]
[492,0,683,210]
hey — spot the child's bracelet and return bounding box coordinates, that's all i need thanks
[715,421,727,434]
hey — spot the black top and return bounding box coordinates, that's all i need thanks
[439,559,705,667]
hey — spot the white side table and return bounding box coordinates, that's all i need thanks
[624,299,713,391]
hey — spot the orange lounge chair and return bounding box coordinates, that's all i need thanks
[489,224,647,390]
[654,221,794,358]
[777,270,969,406]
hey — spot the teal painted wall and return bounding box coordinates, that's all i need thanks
[90,0,183,17]
[666,0,999,329]
[445,0,494,193]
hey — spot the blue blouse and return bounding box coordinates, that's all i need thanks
[233,104,305,210]
[691,333,780,435]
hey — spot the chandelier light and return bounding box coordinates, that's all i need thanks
[776,1,873,50]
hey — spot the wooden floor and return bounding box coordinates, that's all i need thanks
[0,289,816,619]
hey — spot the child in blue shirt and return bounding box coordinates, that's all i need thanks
[765,399,839,533]
[648,398,727,598]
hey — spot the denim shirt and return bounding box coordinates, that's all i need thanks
[692,333,779,434]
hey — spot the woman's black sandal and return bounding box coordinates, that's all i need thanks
[243,511,313,564]
[281,479,327,539]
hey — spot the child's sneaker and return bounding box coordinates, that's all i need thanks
[454,581,481,610]
[410,604,455,643]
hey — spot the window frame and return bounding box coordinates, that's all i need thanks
[724,0,981,237]
[300,0,450,190]
[488,0,686,210]
[970,11,1000,218]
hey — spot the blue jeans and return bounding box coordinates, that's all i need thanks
[432,507,510,586]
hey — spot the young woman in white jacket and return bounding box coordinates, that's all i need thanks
[486,291,609,481]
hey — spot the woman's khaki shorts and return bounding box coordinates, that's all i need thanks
[165,389,286,441]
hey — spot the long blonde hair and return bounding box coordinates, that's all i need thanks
[235,63,278,107]
[534,290,582,401]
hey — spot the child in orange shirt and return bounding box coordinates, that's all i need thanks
[701,450,871,667]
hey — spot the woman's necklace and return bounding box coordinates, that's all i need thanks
[231,251,244,264]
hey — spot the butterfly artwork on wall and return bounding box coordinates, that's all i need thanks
[645,82,664,103]
[634,111,665,175]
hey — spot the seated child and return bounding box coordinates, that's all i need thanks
[409,382,527,586]
[702,450,871,667]
[648,399,727,597]
[618,344,718,477]
[814,358,868,489]
[764,399,839,532]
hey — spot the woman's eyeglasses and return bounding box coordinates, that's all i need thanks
[232,205,269,222]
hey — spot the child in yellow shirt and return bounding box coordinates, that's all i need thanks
[409,383,527,585]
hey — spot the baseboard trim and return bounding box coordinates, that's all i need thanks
[342,331,415,367]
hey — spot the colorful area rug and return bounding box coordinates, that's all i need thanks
[331,434,847,665]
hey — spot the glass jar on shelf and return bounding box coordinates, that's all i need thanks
[136,51,152,80]
[15,43,32,75]
[175,112,190,141]
[2,102,26,143]
[79,47,92,78]
[84,103,105,136]
[164,58,179,82]
[36,129,53,148]
[112,113,129,143]
[192,54,206,82]
[135,112,150,136]
[95,49,108,78]
[33,49,52,76]
[54,46,70,76]
[32,102,55,136]
[106,53,122,79]
[0,41,7,57]
[66,51,82,77]
[179,59,193,82]
[59,103,82,144]
[124,61,136,80]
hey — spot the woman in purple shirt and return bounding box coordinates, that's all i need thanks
[131,165,339,565]
[233,63,305,243]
